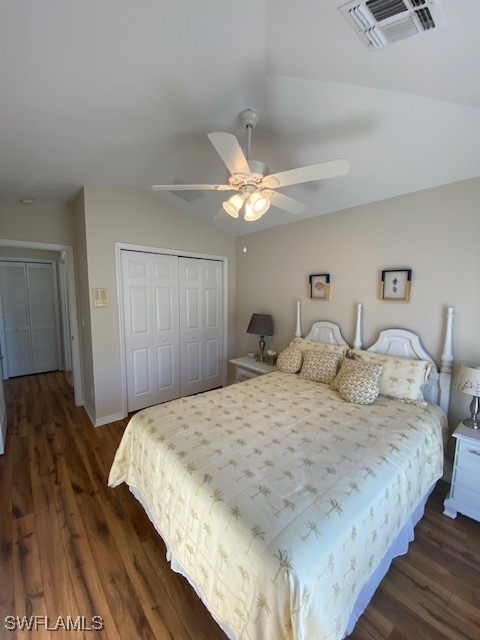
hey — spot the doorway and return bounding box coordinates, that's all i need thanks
[0,239,83,406]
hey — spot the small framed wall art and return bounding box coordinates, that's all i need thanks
[309,273,330,300]
[380,269,412,302]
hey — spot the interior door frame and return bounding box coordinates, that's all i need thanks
[115,242,228,418]
[0,239,83,406]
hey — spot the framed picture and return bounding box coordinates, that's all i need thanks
[309,273,330,300]
[380,269,412,302]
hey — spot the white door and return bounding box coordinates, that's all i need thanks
[179,257,223,396]
[0,261,59,377]
[27,263,60,373]
[0,295,6,455]
[0,371,5,455]
[122,251,180,411]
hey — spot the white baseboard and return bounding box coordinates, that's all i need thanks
[94,412,126,428]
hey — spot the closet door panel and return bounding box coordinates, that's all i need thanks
[27,263,59,373]
[157,344,174,389]
[151,254,180,399]
[179,257,223,396]
[132,348,150,395]
[0,262,32,376]
[122,251,180,411]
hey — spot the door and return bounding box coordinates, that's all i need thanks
[179,257,223,396]
[0,260,59,377]
[122,251,180,411]
[0,294,6,455]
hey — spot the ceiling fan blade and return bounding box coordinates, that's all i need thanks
[207,132,251,176]
[213,207,229,220]
[151,183,232,192]
[268,191,308,215]
[263,159,350,189]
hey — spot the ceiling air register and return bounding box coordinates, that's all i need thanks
[339,0,444,49]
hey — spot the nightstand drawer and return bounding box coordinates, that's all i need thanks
[457,438,480,459]
[456,451,480,475]
[451,483,480,512]
[452,465,480,491]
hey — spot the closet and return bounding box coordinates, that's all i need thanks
[0,260,60,377]
[121,250,223,412]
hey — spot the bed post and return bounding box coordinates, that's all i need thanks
[353,303,363,349]
[295,300,302,338]
[439,307,454,416]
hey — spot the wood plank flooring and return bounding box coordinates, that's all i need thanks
[1,371,479,639]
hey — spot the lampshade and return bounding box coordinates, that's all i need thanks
[247,313,274,336]
[455,364,480,396]
[222,194,243,218]
[243,192,270,221]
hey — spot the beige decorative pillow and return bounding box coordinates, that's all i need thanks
[289,337,347,358]
[276,348,303,374]
[298,350,341,384]
[331,358,383,405]
[349,349,432,401]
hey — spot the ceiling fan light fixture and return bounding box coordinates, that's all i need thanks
[243,192,270,221]
[222,193,243,218]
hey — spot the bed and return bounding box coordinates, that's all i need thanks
[108,304,454,640]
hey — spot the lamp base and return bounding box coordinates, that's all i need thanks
[256,336,266,363]
[462,417,480,429]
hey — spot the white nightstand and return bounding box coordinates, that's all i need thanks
[229,357,276,383]
[443,422,480,522]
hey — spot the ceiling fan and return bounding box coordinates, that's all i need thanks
[151,109,350,222]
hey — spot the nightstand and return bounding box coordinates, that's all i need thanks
[229,357,276,383]
[443,422,480,522]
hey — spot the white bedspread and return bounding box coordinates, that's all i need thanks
[108,371,446,640]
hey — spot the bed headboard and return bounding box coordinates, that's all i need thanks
[295,301,454,415]
[303,321,349,346]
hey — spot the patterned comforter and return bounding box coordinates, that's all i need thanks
[108,371,446,640]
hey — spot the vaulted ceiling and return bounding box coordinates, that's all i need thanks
[1,0,479,235]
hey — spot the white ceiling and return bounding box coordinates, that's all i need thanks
[1,0,479,235]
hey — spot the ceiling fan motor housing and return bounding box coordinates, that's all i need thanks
[239,108,260,130]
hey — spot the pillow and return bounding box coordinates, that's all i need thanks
[331,358,383,405]
[276,348,303,374]
[298,350,341,384]
[349,349,432,401]
[289,337,347,358]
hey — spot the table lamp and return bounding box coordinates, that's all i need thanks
[247,313,273,363]
[455,364,480,429]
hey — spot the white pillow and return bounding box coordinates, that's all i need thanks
[349,349,432,402]
[289,337,347,359]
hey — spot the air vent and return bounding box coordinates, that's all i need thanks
[339,0,444,49]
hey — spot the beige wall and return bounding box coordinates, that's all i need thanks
[81,187,236,424]
[235,177,480,430]
[0,200,75,245]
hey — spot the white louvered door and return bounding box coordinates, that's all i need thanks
[121,251,223,411]
[0,261,59,377]
[27,263,60,373]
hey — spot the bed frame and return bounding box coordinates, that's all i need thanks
[295,301,454,415]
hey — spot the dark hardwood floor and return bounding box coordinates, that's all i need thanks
[1,371,479,639]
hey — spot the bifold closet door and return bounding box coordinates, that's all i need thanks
[122,251,180,411]
[179,257,223,396]
[0,261,59,377]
